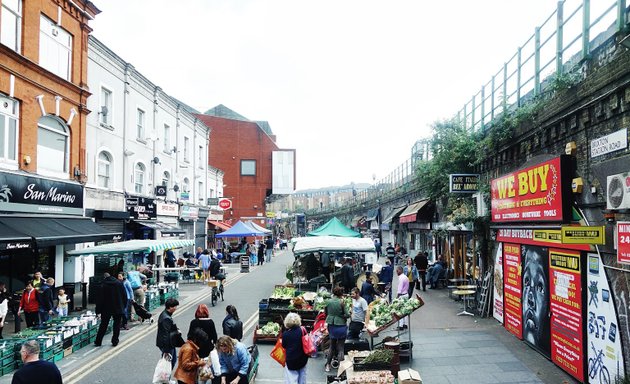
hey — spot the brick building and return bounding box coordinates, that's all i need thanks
[196,105,295,226]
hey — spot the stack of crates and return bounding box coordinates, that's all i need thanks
[258,299,272,327]
[0,340,18,376]
[146,289,161,311]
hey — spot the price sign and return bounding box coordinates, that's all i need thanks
[618,222,630,264]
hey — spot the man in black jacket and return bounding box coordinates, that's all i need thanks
[37,278,55,324]
[156,298,179,368]
[414,251,429,291]
[340,258,355,294]
[94,272,127,347]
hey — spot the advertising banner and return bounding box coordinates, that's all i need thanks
[503,243,522,339]
[549,249,584,381]
[496,228,589,251]
[125,197,156,220]
[521,245,551,357]
[493,243,504,324]
[491,156,571,223]
[587,252,625,383]
[618,222,630,264]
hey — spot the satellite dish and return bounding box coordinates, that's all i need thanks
[153,156,160,164]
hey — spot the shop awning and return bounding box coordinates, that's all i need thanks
[381,206,407,224]
[351,215,367,228]
[67,239,195,256]
[399,199,431,224]
[366,208,379,222]
[134,220,186,236]
[208,220,232,231]
[0,216,120,247]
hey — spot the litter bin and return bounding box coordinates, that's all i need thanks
[62,283,76,312]
[240,255,250,273]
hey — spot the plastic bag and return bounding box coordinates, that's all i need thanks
[198,358,214,381]
[210,349,222,376]
[270,338,286,367]
[152,356,171,384]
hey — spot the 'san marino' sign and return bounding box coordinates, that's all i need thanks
[0,171,83,215]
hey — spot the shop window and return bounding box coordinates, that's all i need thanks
[163,124,170,152]
[39,14,72,81]
[37,115,69,176]
[1,0,22,53]
[97,151,112,188]
[134,162,145,194]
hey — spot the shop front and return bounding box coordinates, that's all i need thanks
[398,199,434,258]
[490,155,621,383]
[380,205,407,245]
[126,197,185,240]
[0,171,120,292]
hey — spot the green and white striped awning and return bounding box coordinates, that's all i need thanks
[66,239,194,256]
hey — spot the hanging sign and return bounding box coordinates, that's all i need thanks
[449,174,480,193]
[549,249,584,382]
[491,156,572,223]
[618,222,630,264]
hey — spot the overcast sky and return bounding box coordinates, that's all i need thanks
[90,0,562,190]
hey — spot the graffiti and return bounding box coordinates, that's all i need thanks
[588,342,611,384]
[589,311,607,340]
[589,280,599,308]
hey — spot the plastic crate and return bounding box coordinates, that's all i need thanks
[0,354,14,367]
[53,351,64,362]
[1,364,15,376]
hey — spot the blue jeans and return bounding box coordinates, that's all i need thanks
[285,365,307,384]
[38,309,50,325]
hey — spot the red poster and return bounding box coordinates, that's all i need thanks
[618,222,630,264]
[503,243,522,339]
[549,249,584,382]
[491,156,569,222]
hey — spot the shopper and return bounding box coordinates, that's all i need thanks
[324,287,348,372]
[222,305,243,341]
[38,277,55,324]
[282,313,309,384]
[157,298,180,369]
[173,327,208,384]
[187,304,218,358]
[12,340,62,384]
[56,288,69,317]
[402,258,419,298]
[94,273,127,347]
[18,281,39,328]
[0,282,8,339]
[216,336,251,384]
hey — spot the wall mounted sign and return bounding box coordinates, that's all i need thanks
[591,128,627,158]
[491,156,572,223]
[218,198,232,210]
[496,228,590,251]
[125,197,156,220]
[0,171,83,215]
[493,243,504,324]
[618,222,630,264]
[503,243,523,340]
[154,185,167,197]
[156,201,178,217]
[180,205,199,221]
[561,226,605,245]
[449,174,480,193]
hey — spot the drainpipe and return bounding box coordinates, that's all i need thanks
[123,64,132,194]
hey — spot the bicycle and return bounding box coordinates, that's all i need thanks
[210,269,227,306]
[588,341,611,384]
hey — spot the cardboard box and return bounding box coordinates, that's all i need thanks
[207,280,219,287]
[63,347,73,357]
[398,368,422,384]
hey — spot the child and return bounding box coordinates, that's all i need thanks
[57,288,69,317]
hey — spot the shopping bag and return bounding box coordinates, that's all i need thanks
[152,356,172,384]
[210,349,222,376]
[301,326,317,355]
[270,338,286,367]
[198,358,214,381]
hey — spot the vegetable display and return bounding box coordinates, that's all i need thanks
[369,297,422,327]
[361,348,393,364]
[271,286,296,299]
[257,322,281,336]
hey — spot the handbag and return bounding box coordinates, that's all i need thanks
[270,338,286,367]
[169,329,185,348]
[301,326,317,355]
[152,356,172,384]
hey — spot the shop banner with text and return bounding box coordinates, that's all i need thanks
[493,243,504,324]
[496,228,590,251]
[504,243,522,339]
[549,249,584,382]
[618,222,630,264]
[491,156,571,223]
[522,245,551,357]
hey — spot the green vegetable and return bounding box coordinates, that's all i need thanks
[271,286,296,299]
[362,349,393,364]
[259,322,281,335]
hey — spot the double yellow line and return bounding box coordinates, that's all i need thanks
[63,271,250,383]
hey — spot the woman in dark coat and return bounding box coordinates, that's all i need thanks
[187,304,218,358]
[282,313,309,384]
[222,305,243,341]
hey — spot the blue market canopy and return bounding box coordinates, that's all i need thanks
[307,217,361,237]
[66,239,194,256]
[214,220,268,238]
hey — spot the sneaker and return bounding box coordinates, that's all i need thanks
[325,364,331,372]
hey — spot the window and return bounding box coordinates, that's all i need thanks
[183,177,190,193]
[99,87,112,126]
[39,15,72,80]
[198,145,204,167]
[163,124,170,152]
[136,109,145,140]
[183,137,190,162]
[0,96,19,163]
[1,0,22,52]
[37,115,69,175]
[241,160,256,176]
[162,171,170,187]
[97,151,112,188]
[134,163,145,194]
[198,181,203,201]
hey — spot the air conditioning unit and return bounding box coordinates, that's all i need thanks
[606,172,630,210]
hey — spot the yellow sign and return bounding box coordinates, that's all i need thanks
[561,226,605,245]
[265,211,276,218]
[532,229,563,244]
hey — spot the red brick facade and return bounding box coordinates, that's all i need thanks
[196,114,280,222]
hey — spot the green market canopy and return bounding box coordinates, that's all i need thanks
[307,217,361,237]
[66,239,195,256]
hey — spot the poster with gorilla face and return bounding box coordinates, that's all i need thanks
[522,245,551,357]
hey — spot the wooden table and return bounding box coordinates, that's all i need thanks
[452,289,476,316]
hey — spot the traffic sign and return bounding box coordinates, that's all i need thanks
[218,198,232,210]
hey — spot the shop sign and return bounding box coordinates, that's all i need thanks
[180,192,190,201]
[180,205,199,221]
[449,174,479,193]
[266,211,275,218]
[591,128,627,158]
[125,197,156,220]
[157,201,179,217]
[587,252,625,383]
[618,222,630,264]
[549,249,584,382]
[496,228,590,251]
[0,241,31,251]
[0,171,84,215]
[491,156,571,223]
[207,197,219,206]
[218,198,232,210]
[503,243,522,340]
[493,243,504,324]
[561,226,605,245]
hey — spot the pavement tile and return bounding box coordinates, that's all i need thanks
[492,371,543,382]
[453,363,504,374]
[495,361,530,372]
[457,339,501,348]
[477,353,521,364]
[446,372,502,384]
[430,355,480,367]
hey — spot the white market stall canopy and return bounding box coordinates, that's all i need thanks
[66,239,195,256]
[292,236,375,255]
